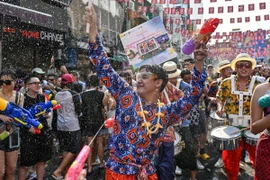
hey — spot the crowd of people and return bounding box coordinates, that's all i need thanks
[0,5,270,180]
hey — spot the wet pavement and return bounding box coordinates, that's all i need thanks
[42,117,255,180]
[42,142,254,180]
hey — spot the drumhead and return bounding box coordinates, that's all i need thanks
[244,130,261,139]
[174,132,181,146]
[211,126,241,140]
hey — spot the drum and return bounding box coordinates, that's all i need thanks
[211,126,241,150]
[210,112,225,129]
[174,132,182,156]
[244,130,261,146]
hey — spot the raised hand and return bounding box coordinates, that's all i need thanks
[83,5,98,42]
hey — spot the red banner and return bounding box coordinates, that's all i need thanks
[259,2,266,10]
[218,7,224,13]
[198,7,204,14]
[187,8,193,15]
[248,4,255,11]
[209,7,214,14]
[175,18,180,25]
[160,0,166,4]
[238,5,244,12]
[237,17,242,23]
[170,8,176,14]
[164,8,170,14]
[228,6,233,13]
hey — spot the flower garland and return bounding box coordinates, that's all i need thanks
[137,96,165,137]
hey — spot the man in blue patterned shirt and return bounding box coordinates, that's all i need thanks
[84,6,207,180]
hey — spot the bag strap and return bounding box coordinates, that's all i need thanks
[15,91,19,105]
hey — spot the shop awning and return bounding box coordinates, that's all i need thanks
[111,55,128,62]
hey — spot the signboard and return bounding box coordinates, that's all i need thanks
[119,16,177,68]
[20,29,64,43]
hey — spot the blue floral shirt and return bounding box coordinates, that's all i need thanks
[88,36,207,175]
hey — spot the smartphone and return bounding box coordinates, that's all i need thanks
[9,129,20,149]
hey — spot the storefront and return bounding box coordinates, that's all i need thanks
[0,0,68,71]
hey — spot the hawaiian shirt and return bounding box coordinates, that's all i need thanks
[208,78,222,98]
[88,36,207,175]
[216,75,261,116]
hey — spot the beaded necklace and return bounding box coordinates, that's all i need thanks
[137,96,165,137]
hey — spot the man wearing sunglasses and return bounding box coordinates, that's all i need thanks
[85,6,208,180]
[216,53,261,180]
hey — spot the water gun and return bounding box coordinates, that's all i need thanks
[0,97,43,132]
[65,145,91,180]
[43,90,53,101]
[27,100,60,118]
[182,18,219,55]
[258,91,270,108]
[65,117,114,179]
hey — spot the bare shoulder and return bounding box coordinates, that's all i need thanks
[254,82,270,96]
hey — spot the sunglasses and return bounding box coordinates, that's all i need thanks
[236,62,252,69]
[0,80,13,85]
[28,82,41,85]
[136,72,157,81]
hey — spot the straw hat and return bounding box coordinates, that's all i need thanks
[217,60,231,73]
[162,61,181,79]
[231,53,256,71]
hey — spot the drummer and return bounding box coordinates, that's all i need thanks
[216,53,261,180]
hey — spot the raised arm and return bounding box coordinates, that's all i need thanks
[84,6,131,98]
[167,44,207,123]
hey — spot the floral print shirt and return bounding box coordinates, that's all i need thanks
[216,75,261,116]
[88,36,207,175]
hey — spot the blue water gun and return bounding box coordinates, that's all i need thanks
[27,100,60,118]
[0,97,43,132]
